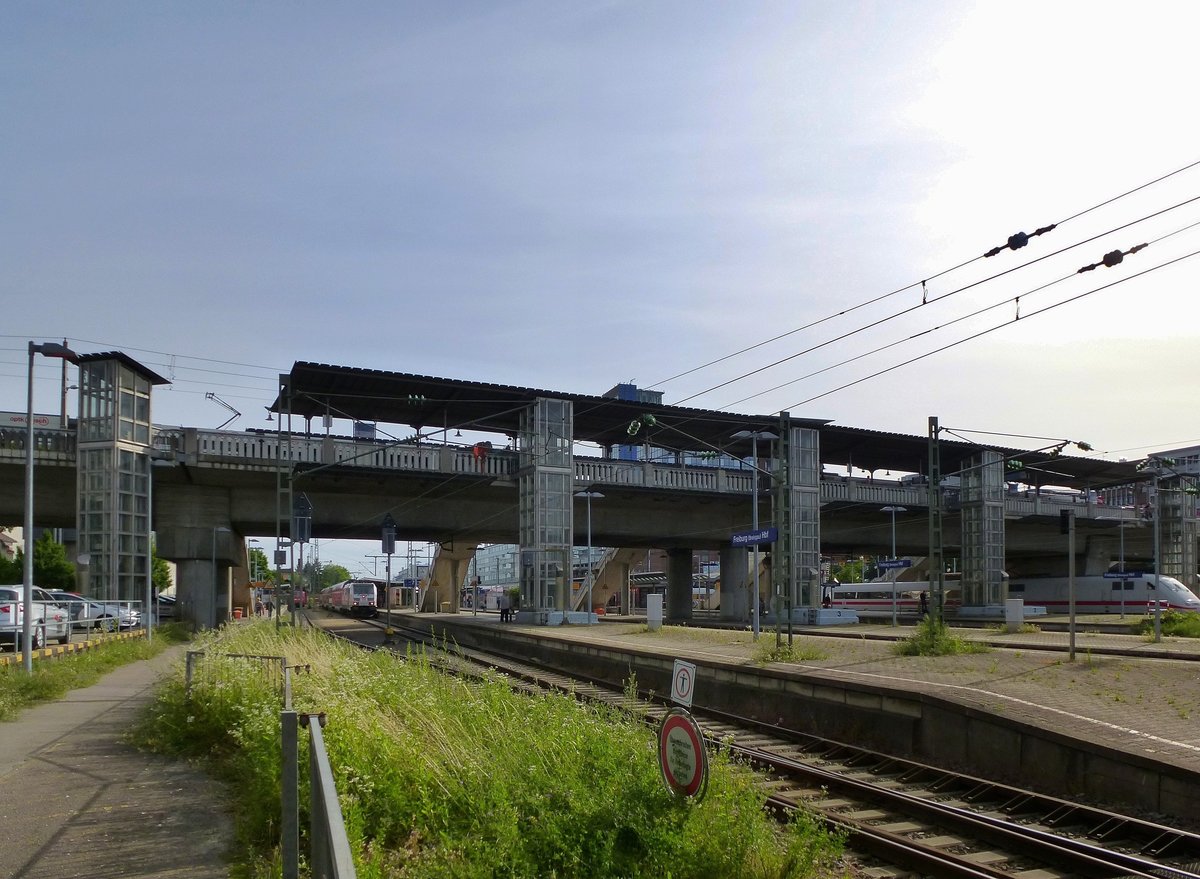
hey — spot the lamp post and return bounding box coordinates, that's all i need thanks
[381,514,396,641]
[732,429,777,640]
[881,506,907,627]
[24,340,77,673]
[212,526,231,625]
[574,489,604,622]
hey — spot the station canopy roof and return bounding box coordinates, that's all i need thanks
[269,361,1142,489]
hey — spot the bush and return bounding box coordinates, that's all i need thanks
[135,622,845,878]
[894,616,989,657]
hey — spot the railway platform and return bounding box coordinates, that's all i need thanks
[404,608,1200,828]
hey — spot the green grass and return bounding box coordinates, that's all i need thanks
[752,640,827,665]
[893,616,989,657]
[0,624,191,721]
[134,622,846,879]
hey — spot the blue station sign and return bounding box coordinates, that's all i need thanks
[877,559,913,570]
[731,527,777,547]
[1103,571,1145,579]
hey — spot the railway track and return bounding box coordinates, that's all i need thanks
[305,610,1200,879]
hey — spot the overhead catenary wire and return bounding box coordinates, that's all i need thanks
[716,217,1200,411]
[670,192,1200,408]
[780,246,1200,410]
[648,157,1200,393]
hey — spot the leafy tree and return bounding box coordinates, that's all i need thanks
[316,563,351,589]
[152,542,173,594]
[0,551,19,584]
[33,532,75,590]
[248,546,272,583]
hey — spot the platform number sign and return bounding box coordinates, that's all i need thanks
[671,659,696,708]
[658,708,709,799]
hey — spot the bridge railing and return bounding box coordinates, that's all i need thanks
[11,425,1145,522]
[0,426,76,462]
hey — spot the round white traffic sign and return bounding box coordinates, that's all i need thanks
[658,708,708,799]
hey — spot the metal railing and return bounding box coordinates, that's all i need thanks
[183,650,355,876]
[6,424,1151,519]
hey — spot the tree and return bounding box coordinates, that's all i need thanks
[152,542,173,594]
[33,531,75,591]
[0,551,19,584]
[248,546,272,583]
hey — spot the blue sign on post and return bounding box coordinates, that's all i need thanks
[731,527,778,546]
[878,559,913,570]
[1103,571,1144,579]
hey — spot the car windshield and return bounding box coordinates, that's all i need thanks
[0,588,18,601]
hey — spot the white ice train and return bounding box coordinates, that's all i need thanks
[830,573,1200,614]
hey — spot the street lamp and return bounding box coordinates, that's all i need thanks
[24,340,77,673]
[732,429,777,640]
[213,526,231,625]
[574,489,604,622]
[881,506,907,627]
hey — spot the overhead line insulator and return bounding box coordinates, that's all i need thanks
[983,223,1058,258]
[1077,242,1148,273]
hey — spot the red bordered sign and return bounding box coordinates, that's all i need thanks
[658,708,709,799]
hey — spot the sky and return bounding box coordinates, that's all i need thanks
[5,1,1200,577]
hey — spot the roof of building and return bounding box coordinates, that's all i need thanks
[268,361,1142,489]
[76,351,171,385]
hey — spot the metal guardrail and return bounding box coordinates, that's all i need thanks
[184,650,355,876]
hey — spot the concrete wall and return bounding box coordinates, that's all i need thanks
[408,618,1200,828]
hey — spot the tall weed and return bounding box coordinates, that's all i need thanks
[135,622,844,878]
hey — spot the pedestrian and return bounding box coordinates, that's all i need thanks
[919,591,928,617]
[499,592,510,622]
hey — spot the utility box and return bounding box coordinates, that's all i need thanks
[1005,599,1024,633]
[647,594,663,631]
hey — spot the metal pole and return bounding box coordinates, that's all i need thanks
[22,343,36,673]
[1068,510,1076,662]
[890,508,898,627]
[385,551,393,639]
[1120,522,1126,619]
[1153,471,1162,643]
[586,494,594,620]
[751,433,760,640]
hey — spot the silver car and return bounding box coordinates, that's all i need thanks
[47,592,142,632]
[0,586,72,648]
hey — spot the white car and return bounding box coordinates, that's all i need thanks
[0,586,72,649]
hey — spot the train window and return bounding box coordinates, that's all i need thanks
[1009,583,1025,593]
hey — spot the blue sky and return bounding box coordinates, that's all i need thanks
[4,2,1199,574]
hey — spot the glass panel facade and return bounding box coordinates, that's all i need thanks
[517,398,573,615]
[76,359,156,602]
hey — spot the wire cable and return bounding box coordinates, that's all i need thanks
[648,157,1200,392]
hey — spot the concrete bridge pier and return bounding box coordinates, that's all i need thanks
[666,548,693,623]
[719,546,750,622]
[157,526,241,630]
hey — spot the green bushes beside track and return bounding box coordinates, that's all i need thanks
[134,622,846,879]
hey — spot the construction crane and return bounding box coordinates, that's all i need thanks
[205,392,241,430]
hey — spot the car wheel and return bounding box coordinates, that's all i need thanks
[96,616,116,633]
[31,626,44,650]
[57,626,71,645]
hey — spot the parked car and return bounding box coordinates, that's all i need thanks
[0,585,72,648]
[154,593,176,621]
[47,591,141,631]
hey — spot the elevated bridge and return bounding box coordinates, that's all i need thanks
[2,356,1168,629]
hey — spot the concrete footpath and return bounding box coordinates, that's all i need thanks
[0,644,232,879]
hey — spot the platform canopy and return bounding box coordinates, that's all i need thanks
[268,361,1141,489]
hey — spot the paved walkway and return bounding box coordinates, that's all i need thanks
[0,644,232,879]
